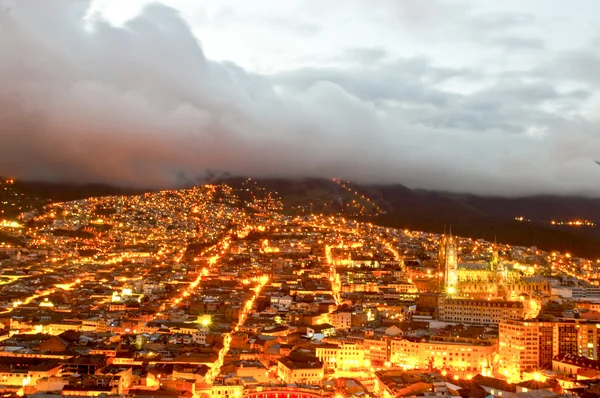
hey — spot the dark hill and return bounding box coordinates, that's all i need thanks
[223,177,600,259]
[4,176,600,259]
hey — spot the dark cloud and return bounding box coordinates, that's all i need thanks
[0,0,600,196]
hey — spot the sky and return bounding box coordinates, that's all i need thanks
[1,0,600,196]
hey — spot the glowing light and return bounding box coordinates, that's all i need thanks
[0,220,22,228]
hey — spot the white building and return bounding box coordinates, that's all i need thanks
[327,312,352,330]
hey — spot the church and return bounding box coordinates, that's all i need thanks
[438,230,550,300]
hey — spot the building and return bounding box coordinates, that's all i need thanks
[499,318,600,380]
[388,336,497,374]
[499,319,554,377]
[364,337,388,367]
[552,319,600,359]
[552,353,600,377]
[440,229,458,295]
[315,341,368,370]
[327,311,351,330]
[438,298,524,325]
[437,233,548,300]
[270,295,293,310]
[277,356,324,384]
[0,361,62,390]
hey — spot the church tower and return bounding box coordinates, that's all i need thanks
[490,237,500,271]
[437,226,447,269]
[442,227,458,295]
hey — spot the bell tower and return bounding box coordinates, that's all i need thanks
[490,236,500,271]
[442,226,458,295]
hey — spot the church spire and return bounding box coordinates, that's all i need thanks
[443,225,458,296]
[490,238,500,271]
[438,225,448,270]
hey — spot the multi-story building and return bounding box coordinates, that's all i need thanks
[438,298,524,325]
[362,335,496,373]
[387,283,419,294]
[315,341,367,370]
[569,285,600,300]
[553,319,600,359]
[327,311,351,330]
[499,318,600,380]
[364,337,388,367]
[499,319,554,377]
[388,336,497,373]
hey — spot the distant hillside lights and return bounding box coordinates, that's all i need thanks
[260,239,279,253]
[551,219,596,227]
[0,220,22,228]
[516,216,597,227]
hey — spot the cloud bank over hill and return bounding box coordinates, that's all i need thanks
[1,0,600,196]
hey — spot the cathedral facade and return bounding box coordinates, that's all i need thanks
[438,232,549,299]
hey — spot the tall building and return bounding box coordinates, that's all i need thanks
[499,320,554,377]
[438,228,458,295]
[553,319,600,359]
[489,238,500,272]
[499,318,600,380]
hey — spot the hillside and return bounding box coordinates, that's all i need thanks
[3,176,600,259]
[224,177,600,259]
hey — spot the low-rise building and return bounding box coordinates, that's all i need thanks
[277,355,324,384]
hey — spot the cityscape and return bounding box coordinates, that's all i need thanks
[1,176,600,398]
[3,0,600,398]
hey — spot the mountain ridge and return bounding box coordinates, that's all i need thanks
[3,176,600,259]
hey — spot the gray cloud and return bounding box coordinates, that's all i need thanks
[340,47,389,65]
[1,0,600,196]
[489,36,545,50]
[467,12,536,31]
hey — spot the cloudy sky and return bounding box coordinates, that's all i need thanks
[1,0,600,196]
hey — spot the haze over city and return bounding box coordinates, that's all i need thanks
[1,0,600,195]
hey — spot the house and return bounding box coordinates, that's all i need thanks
[277,355,323,384]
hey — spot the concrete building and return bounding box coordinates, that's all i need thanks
[315,341,367,370]
[499,319,554,376]
[388,336,497,374]
[277,356,324,385]
[327,311,351,330]
[499,318,600,380]
[438,298,524,325]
